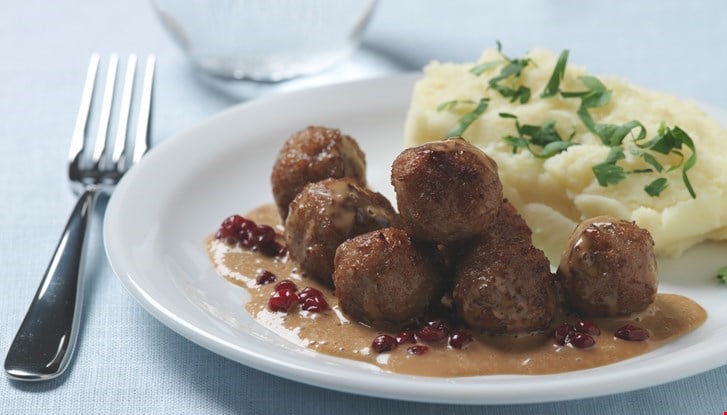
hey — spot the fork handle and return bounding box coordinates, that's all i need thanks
[4,189,97,381]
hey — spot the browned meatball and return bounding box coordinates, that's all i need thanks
[453,201,557,334]
[391,137,503,244]
[285,178,399,286]
[482,199,533,246]
[556,216,658,317]
[333,228,444,328]
[271,126,366,220]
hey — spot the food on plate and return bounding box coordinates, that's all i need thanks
[284,177,399,286]
[271,126,366,220]
[209,75,708,375]
[453,200,557,333]
[332,227,444,328]
[557,216,658,317]
[391,137,503,243]
[404,46,727,262]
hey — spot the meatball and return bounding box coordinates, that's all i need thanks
[391,137,503,244]
[333,228,444,328]
[271,126,366,220]
[285,178,399,286]
[453,201,557,334]
[556,216,657,317]
[482,199,533,246]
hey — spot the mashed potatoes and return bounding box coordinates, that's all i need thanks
[404,48,727,262]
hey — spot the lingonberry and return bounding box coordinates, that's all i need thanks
[614,324,649,341]
[268,289,298,312]
[448,330,473,349]
[255,270,276,285]
[371,335,397,353]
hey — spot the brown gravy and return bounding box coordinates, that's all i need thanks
[207,204,707,377]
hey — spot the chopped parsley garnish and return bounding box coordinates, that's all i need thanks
[469,41,534,104]
[500,113,576,158]
[644,178,668,197]
[717,266,727,284]
[591,147,626,186]
[488,58,533,104]
[561,76,697,198]
[541,49,569,98]
[446,98,490,137]
[469,60,501,76]
[436,99,475,112]
[595,120,646,147]
[440,45,700,198]
[635,124,698,198]
[561,76,612,134]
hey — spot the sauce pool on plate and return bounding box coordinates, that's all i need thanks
[206,204,707,377]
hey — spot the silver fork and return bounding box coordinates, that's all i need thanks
[4,54,155,381]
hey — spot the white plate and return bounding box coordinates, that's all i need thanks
[104,73,727,404]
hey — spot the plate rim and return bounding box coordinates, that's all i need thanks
[103,72,727,405]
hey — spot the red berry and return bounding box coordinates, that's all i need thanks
[371,335,397,353]
[239,229,256,248]
[301,296,328,312]
[614,324,649,341]
[274,242,288,257]
[416,318,450,343]
[407,345,429,355]
[258,242,279,257]
[267,289,298,312]
[221,214,245,231]
[274,279,298,292]
[255,270,276,285]
[448,330,473,349]
[298,287,323,301]
[395,330,416,345]
[575,320,601,336]
[255,225,276,245]
[569,332,595,348]
[553,323,575,346]
[298,287,328,312]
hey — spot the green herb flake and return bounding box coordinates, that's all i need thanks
[436,99,475,112]
[446,98,490,137]
[673,126,698,198]
[470,60,502,76]
[501,115,576,158]
[595,120,646,147]
[644,178,668,197]
[630,149,663,173]
[541,49,569,98]
[717,266,727,284]
[634,123,698,198]
[503,135,529,154]
[604,146,625,164]
[592,162,626,186]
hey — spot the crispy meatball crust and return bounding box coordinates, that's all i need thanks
[453,201,557,334]
[333,228,444,328]
[284,178,399,286]
[391,137,503,244]
[556,216,658,317]
[271,126,366,220]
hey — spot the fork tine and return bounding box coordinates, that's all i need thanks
[111,55,137,168]
[91,54,119,166]
[68,54,100,166]
[131,55,155,165]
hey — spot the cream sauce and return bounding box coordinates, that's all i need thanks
[207,204,707,377]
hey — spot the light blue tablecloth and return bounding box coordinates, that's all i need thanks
[2,1,726,413]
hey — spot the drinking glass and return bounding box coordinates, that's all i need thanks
[151,0,378,81]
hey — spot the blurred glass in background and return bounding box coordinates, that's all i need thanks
[151,0,378,81]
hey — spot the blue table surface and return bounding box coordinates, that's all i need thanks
[2,0,726,413]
